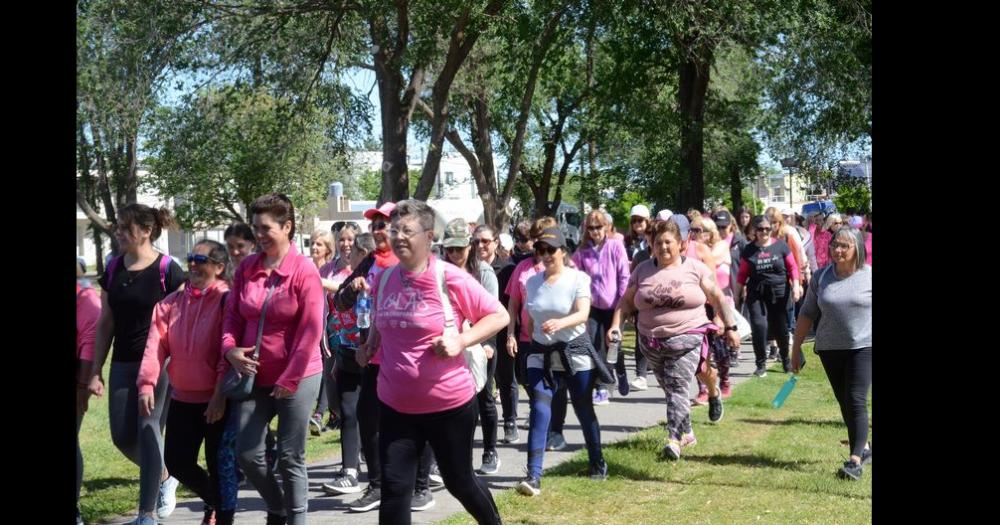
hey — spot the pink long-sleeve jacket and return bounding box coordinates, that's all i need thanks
[77,283,101,361]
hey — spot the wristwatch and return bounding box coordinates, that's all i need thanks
[724,325,738,332]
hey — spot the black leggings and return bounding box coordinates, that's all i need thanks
[495,342,519,424]
[746,291,790,367]
[379,398,501,525]
[336,368,363,471]
[587,307,615,389]
[476,353,499,453]
[358,364,431,490]
[164,399,227,510]
[819,348,872,459]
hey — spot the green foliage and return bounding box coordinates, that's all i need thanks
[833,181,871,214]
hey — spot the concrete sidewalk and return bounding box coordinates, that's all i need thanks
[107,341,766,525]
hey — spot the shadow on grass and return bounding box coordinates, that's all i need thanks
[83,477,135,492]
[681,453,821,471]
[544,455,665,482]
[738,417,844,428]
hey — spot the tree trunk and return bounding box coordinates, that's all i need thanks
[729,164,743,212]
[125,134,139,204]
[374,53,411,204]
[677,42,713,212]
[92,226,105,274]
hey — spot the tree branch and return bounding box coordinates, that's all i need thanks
[76,189,112,233]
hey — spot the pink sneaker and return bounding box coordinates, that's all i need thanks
[680,432,697,448]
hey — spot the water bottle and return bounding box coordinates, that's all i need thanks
[356,290,371,329]
[608,330,629,396]
[771,375,798,409]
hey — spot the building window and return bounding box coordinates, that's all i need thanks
[445,171,455,184]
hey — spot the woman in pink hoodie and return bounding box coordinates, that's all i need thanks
[222,193,325,525]
[77,262,101,525]
[137,239,234,525]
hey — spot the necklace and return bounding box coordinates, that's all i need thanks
[121,266,146,288]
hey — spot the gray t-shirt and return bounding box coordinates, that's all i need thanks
[800,265,872,351]
[525,268,593,371]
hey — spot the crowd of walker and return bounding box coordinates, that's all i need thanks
[75,194,872,525]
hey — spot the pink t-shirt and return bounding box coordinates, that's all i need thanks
[374,257,502,414]
[504,257,545,342]
[630,257,712,338]
[76,283,102,361]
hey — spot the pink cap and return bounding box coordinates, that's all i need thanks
[364,202,396,220]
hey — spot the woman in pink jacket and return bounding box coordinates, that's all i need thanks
[77,262,102,525]
[222,193,325,525]
[137,240,234,525]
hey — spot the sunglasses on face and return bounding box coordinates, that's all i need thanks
[535,244,559,256]
[371,220,388,231]
[445,246,467,254]
[587,225,604,232]
[187,253,220,264]
[631,217,646,223]
[689,227,704,234]
[475,238,495,246]
[755,227,772,232]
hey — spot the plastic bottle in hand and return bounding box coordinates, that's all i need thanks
[609,330,629,396]
[356,290,371,329]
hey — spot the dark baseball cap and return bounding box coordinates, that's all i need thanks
[535,227,567,249]
[711,211,731,227]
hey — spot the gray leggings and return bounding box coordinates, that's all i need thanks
[77,406,84,508]
[638,335,701,441]
[109,361,171,512]
[237,373,321,525]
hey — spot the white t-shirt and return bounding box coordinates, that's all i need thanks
[525,268,593,371]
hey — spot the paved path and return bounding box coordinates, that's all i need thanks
[106,341,767,524]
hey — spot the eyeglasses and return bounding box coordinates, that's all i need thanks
[371,220,388,231]
[389,227,425,239]
[187,253,220,264]
[831,242,853,250]
[475,238,495,246]
[755,227,772,232]
[689,227,704,234]
[445,246,467,254]
[586,225,604,231]
[535,244,559,256]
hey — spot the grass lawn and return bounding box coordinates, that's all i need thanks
[437,341,872,525]
[78,359,342,524]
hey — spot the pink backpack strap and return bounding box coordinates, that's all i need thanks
[158,254,170,293]
[106,255,122,287]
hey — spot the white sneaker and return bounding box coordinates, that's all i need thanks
[630,376,648,391]
[155,476,179,519]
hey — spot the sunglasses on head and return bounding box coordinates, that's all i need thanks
[535,244,559,256]
[187,253,220,264]
[371,220,388,231]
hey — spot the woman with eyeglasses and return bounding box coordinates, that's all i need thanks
[572,210,631,406]
[137,240,235,525]
[608,219,741,460]
[510,220,535,264]
[85,204,187,525]
[222,193,325,525]
[440,220,503,475]
[813,213,843,270]
[354,200,509,525]
[791,227,872,481]
[734,215,803,378]
[473,224,520,450]
[517,227,611,497]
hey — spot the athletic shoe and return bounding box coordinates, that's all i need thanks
[546,432,568,451]
[593,389,610,406]
[837,460,863,481]
[680,431,697,448]
[589,459,608,480]
[753,366,768,378]
[155,476,179,519]
[76,509,84,525]
[428,464,444,487]
[630,376,648,391]
[265,512,286,525]
[325,414,341,431]
[693,391,709,406]
[662,440,682,460]
[411,488,436,511]
[477,450,501,475]
[502,421,520,444]
[516,476,541,497]
[617,369,630,396]
[131,515,157,525]
[309,414,324,436]
[708,395,724,423]
[781,357,791,373]
[201,506,216,525]
[348,485,381,512]
[215,510,235,525]
[861,444,872,465]
[720,382,732,399]
[322,472,361,495]
[768,345,778,360]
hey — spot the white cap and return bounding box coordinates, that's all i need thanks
[498,233,514,251]
[781,208,795,216]
[655,209,673,221]
[629,204,651,219]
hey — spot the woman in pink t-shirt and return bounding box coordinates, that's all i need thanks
[76,262,101,525]
[356,200,509,525]
[608,220,741,460]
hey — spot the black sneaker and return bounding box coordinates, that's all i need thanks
[348,485,382,512]
[428,463,444,488]
[411,488,435,511]
[477,450,501,475]
[616,369,630,396]
[781,358,791,373]
[322,471,361,494]
[589,459,608,480]
[837,460,863,481]
[266,512,287,525]
[502,421,520,444]
[753,365,768,378]
[768,345,778,360]
[708,395,724,423]
[516,476,541,497]
[546,431,567,451]
[325,414,341,431]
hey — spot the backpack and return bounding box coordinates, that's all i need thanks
[106,253,171,293]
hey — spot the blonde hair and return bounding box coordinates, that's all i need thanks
[530,216,558,239]
[585,210,610,228]
[310,230,335,263]
[765,207,786,238]
[692,216,722,246]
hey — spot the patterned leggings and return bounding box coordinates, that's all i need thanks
[639,334,702,441]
